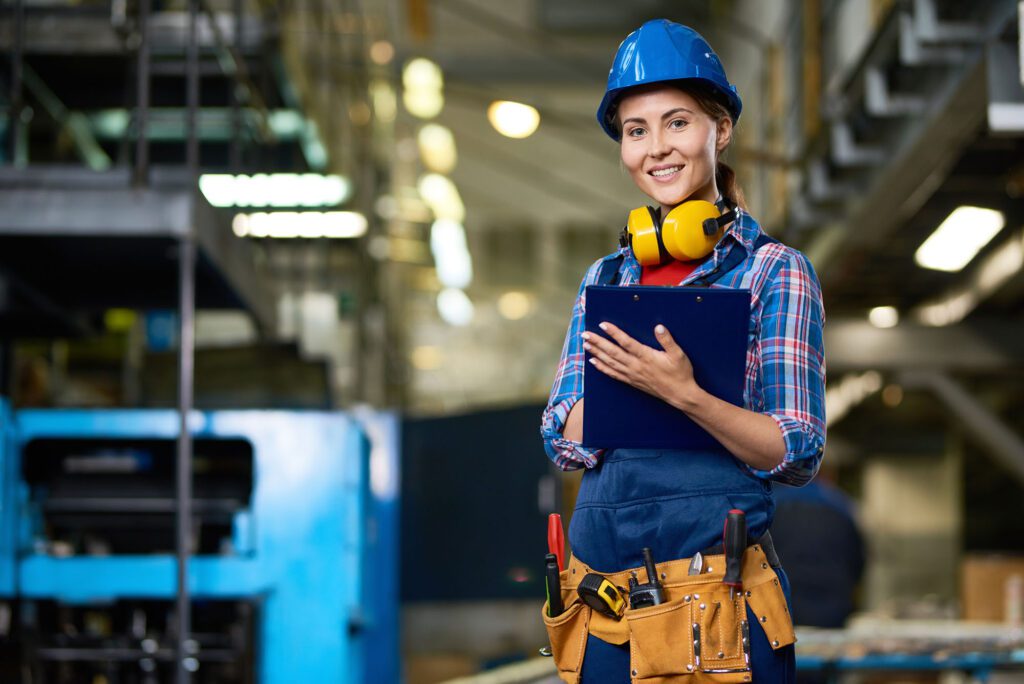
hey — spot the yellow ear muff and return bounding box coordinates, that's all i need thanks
[660,200,725,262]
[625,206,664,266]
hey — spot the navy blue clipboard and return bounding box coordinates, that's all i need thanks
[582,285,750,450]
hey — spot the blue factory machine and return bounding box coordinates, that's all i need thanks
[0,401,400,682]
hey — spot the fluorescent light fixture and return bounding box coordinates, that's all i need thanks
[403,89,444,119]
[370,80,397,123]
[437,288,474,326]
[232,211,367,239]
[403,58,443,91]
[418,124,457,174]
[430,219,473,289]
[913,230,1024,326]
[868,305,899,328]
[200,173,351,208]
[498,291,532,320]
[915,206,1005,272]
[418,173,465,222]
[402,58,444,119]
[487,100,540,139]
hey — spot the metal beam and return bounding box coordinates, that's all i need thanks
[900,370,1024,488]
[824,319,1024,372]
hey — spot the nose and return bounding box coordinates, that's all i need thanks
[648,129,670,158]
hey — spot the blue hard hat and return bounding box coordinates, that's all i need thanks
[597,19,742,141]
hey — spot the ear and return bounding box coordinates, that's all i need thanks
[715,117,733,152]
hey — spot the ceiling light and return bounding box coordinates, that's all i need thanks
[410,345,443,370]
[402,58,444,119]
[417,173,465,222]
[200,173,350,208]
[370,80,397,123]
[915,206,1005,272]
[868,306,899,328]
[370,40,394,65]
[232,211,367,239]
[497,291,532,320]
[417,124,457,174]
[437,288,474,326]
[403,89,444,120]
[430,219,473,289]
[403,58,443,91]
[487,100,540,139]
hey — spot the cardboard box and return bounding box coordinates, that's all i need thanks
[961,554,1024,622]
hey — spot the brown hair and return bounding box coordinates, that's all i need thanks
[613,80,746,209]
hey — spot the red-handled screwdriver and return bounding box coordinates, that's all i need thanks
[722,509,746,601]
[547,514,565,572]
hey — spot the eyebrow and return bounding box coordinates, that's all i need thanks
[621,107,695,127]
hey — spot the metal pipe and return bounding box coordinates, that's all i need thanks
[176,0,200,680]
[229,0,243,170]
[133,0,151,186]
[10,0,25,165]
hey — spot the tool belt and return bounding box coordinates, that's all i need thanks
[541,535,795,684]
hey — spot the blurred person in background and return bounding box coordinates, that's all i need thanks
[540,19,827,684]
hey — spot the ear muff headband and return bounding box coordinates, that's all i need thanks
[622,199,737,266]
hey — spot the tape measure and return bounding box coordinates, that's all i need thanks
[577,573,626,619]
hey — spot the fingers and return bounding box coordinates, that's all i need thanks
[584,337,631,374]
[653,324,682,355]
[597,322,641,353]
[588,356,626,383]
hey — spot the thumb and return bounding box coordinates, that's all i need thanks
[654,324,681,353]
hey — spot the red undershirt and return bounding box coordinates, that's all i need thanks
[640,257,708,285]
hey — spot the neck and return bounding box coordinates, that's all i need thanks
[659,180,720,217]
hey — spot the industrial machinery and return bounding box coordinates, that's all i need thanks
[0,401,399,682]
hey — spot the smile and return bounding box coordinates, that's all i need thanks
[649,165,683,179]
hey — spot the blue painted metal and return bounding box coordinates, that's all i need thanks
[0,407,396,683]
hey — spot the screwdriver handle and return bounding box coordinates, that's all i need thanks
[722,509,746,589]
[548,514,565,572]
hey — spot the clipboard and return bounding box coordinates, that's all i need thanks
[582,285,750,450]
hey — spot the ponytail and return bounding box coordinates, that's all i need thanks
[715,160,746,211]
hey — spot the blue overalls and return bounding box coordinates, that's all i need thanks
[572,235,796,683]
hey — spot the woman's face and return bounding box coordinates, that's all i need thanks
[617,85,731,214]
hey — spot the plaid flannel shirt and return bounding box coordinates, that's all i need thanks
[540,209,826,486]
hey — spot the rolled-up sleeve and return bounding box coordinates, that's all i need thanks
[750,251,827,486]
[540,263,607,470]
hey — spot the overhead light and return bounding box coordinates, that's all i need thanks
[868,305,899,328]
[370,40,395,65]
[915,206,1005,272]
[232,211,368,239]
[497,291,532,320]
[913,230,1024,326]
[437,288,474,326]
[430,219,473,289]
[200,173,351,208]
[418,124,457,174]
[417,173,465,222]
[403,89,444,120]
[370,80,397,123]
[488,100,540,139]
[403,58,444,119]
[410,345,443,370]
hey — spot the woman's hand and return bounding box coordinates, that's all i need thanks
[583,322,700,411]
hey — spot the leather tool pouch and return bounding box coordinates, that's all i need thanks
[542,571,592,684]
[553,545,796,684]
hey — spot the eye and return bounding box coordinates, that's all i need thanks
[668,118,688,131]
[626,126,647,138]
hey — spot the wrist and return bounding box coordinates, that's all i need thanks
[671,381,707,414]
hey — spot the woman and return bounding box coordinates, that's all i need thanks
[540,19,826,683]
